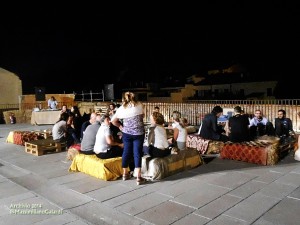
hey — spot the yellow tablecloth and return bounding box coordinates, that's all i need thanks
[31,110,61,125]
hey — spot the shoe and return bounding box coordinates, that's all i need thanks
[122,173,131,181]
[136,177,146,185]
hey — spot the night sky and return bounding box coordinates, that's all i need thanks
[1,2,300,97]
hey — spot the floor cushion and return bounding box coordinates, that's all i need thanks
[6,131,14,144]
[139,148,203,180]
[69,154,125,181]
[186,134,224,155]
[6,131,43,146]
[221,142,269,165]
[220,136,288,165]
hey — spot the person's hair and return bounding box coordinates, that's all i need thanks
[179,117,188,128]
[122,92,137,108]
[212,106,223,114]
[151,112,164,125]
[100,114,110,123]
[172,111,181,122]
[57,112,69,123]
[71,106,82,117]
[51,96,56,100]
[154,106,159,110]
[234,106,242,113]
[68,112,75,119]
[95,114,102,122]
[278,109,286,116]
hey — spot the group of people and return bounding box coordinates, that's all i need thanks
[51,95,298,185]
[143,109,188,158]
[52,105,85,148]
[51,93,192,185]
[51,92,147,185]
[199,105,296,143]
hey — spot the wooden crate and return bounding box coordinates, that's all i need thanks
[33,131,52,139]
[25,139,65,156]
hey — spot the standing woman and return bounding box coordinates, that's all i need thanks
[111,92,146,185]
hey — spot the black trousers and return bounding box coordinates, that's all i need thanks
[96,146,123,159]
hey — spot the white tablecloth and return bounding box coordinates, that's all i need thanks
[31,110,61,125]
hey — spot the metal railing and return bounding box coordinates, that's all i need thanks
[1,99,300,130]
[74,90,104,102]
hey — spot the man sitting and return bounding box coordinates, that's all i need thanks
[228,106,250,142]
[249,109,275,140]
[80,114,101,155]
[93,114,123,159]
[199,106,229,142]
[274,109,295,143]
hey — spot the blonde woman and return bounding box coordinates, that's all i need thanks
[143,111,171,158]
[170,111,188,151]
[111,92,146,185]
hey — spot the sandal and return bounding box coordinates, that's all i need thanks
[136,177,146,185]
[122,173,131,181]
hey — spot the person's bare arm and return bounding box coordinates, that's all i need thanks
[173,127,179,141]
[106,135,123,148]
[111,118,123,130]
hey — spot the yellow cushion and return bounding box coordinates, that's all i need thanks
[69,154,125,181]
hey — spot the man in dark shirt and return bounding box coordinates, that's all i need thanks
[228,106,250,142]
[199,106,229,142]
[274,109,294,138]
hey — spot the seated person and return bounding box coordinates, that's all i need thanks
[70,106,83,141]
[94,114,123,159]
[274,109,295,142]
[107,103,122,142]
[61,105,70,114]
[199,106,229,142]
[249,109,275,140]
[52,112,69,143]
[80,112,97,141]
[169,111,188,150]
[66,112,81,148]
[143,111,171,158]
[228,106,250,142]
[80,114,101,155]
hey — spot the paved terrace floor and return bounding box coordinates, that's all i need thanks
[0,123,300,225]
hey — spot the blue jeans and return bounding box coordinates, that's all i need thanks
[121,132,145,168]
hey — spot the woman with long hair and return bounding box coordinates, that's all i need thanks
[111,92,146,185]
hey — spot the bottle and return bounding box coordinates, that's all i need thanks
[10,114,16,124]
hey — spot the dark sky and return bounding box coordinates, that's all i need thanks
[1,2,300,96]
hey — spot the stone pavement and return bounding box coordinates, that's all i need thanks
[0,123,300,225]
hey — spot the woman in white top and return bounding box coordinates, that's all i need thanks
[170,111,188,151]
[111,92,146,185]
[143,112,171,158]
[94,114,123,159]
